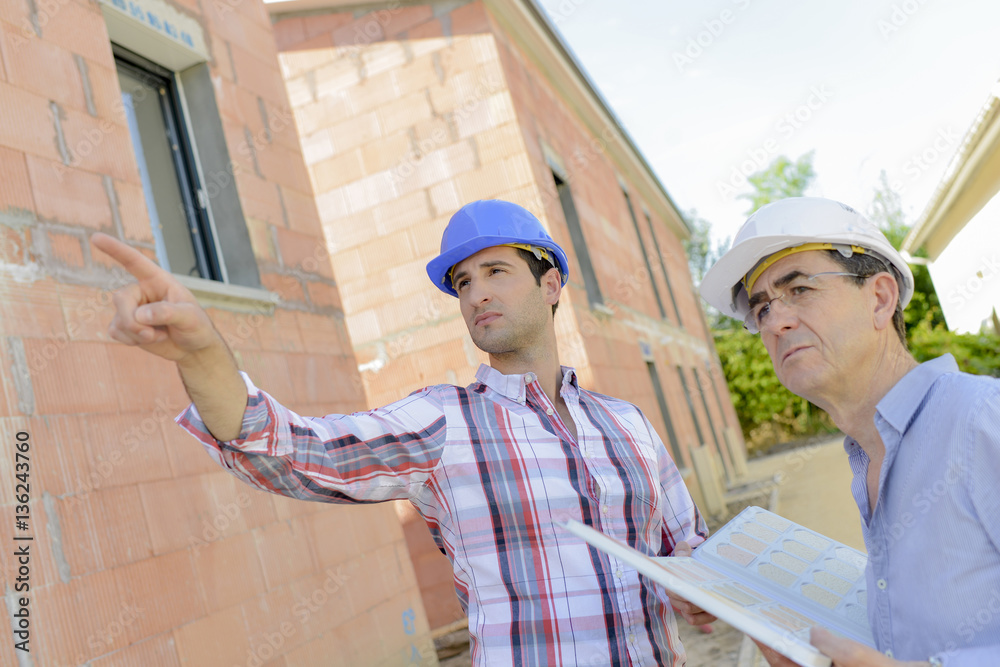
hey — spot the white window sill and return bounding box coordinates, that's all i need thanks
[174,274,279,314]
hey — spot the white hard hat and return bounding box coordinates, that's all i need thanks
[700,197,914,321]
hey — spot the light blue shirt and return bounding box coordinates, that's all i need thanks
[844,354,1000,665]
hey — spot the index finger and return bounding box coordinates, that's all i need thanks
[91,233,166,281]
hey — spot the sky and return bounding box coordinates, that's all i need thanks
[533,0,1000,249]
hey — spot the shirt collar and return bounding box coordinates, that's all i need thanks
[875,353,959,436]
[842,353,960,455]
[474,364,579,404]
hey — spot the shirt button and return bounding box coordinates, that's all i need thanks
[877,578,887,590]
[628,633,636,643]
[525,373,536,383]
[545,408,554,416]
[884,649,894,658]
[616,569,623,578]
[601,505,610,515]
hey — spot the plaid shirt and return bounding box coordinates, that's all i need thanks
[178,364,708,666]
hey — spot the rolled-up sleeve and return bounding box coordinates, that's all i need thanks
[176,372,448,504]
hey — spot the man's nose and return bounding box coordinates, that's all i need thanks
[466,279,492,306]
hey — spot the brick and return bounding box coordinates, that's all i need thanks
[112,178,155,242]
[191,531,267,614]
[0,276,65,340]
[303,11,354,40]
[34,0,111,64]
[303,505,359,569]
[60,108,135,181]
[140,475,213,555]
[275,227,333,279]
[115,550,205,643]
[1,21,87,112]
[349,503,403,556]
[89,632,181,667]
[32,568,131,665]
[474,122,525,164]
[451,2,492,35]
[56,483,152,575]
[47,230,85,267]
[377,90,434,136]
[58,283,112,342]
[229,41,288,106]
[255,518,317,589]
[305,281,343,311]
[361,41,409,79]
[260,271,306,304]
[202,470,278,533]
[161,418,220,479]
[331,13,386,48]
[391,52,445,98]
[239,585,305,656]
[280,631,352,667]
[272,16,306,50]
[310,148,365,193]
[280,185,323,237]
[83,411,174,490]
[106,344,188,413]
[278,36,337,79]
[26,153,113,229]
[84,58,123,122]
[23,338,113,413]
[0,143,35,213]
[296,89,356,137]
[406,18,443,40]
[174,605,252,667]
[0,79,62,163]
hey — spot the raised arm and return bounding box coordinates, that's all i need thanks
[90,233,247,440]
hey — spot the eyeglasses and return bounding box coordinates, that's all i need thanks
[744,272,865,334]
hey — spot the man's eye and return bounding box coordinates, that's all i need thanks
[456,279,470,290]
[789,284,812,296]
[490,267,504,275]
[755,303,771,323]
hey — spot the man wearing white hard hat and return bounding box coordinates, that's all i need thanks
[93,199,709,666]
[700,197,1000,666]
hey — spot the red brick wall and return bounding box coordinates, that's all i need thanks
[0,0,433,664]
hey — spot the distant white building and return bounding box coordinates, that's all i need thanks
[905,85,1000,334]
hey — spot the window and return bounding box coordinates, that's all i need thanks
[553,171,603,307]
[116,46,221,280]
[622,189,666,319]
[643,210,683,326]
[646,361,684,464]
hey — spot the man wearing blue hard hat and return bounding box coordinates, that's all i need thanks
[92,199,708,666]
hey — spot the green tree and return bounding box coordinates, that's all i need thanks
[738,152,816,214]
[866,169,945,334]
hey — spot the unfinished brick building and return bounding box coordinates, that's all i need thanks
[0,0,434,663]
[267,0,747,633]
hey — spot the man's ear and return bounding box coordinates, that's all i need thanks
[870,272,899,332]
[541,267,562,306]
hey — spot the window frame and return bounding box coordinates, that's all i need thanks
[114,44,224,282]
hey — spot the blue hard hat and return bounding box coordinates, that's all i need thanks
[426,200,570,297]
